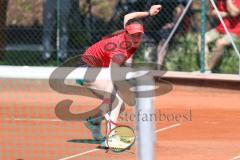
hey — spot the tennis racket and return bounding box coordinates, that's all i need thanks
[105,115,135,152]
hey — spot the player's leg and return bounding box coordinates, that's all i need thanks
[76,60,126,144]
[100,92,125,148]
[198,29,221,70]
[83,76,124,141]
[208,34,235,71]
[75,58,106,140]
[86,80,126,148]
[107,93,124,130]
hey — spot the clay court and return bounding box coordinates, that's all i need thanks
[1,72,240,160]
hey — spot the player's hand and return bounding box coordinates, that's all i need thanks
[149,5,162,16]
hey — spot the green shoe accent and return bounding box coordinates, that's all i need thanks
[76,79,85,86]
[100,141,108,148]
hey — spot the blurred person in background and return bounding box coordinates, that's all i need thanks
[143,0,191,69]
[42,0,74,62]
[0,0,8,60]
[198,0,240,73]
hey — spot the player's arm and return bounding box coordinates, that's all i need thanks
[226,0,240,17]
[124,5,162,27]
[110,53,127,67]
[210,10,228,18]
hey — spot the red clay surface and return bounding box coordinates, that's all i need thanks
[1,80,240,160]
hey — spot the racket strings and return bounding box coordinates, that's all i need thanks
[108,128,135,151]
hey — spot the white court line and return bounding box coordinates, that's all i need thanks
[230,155,240,160]
[57,123,181,160]
[155,123,181,133]
[58,149,100,160]
[4,118,62,122]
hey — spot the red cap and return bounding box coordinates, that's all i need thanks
[125,23,144,34]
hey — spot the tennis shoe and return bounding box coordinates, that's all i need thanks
[84,117,105,141]
[100,140,108,149]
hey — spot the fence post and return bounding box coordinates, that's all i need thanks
[200,0,206,73]
[56,0,61,64]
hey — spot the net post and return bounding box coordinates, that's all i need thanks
[135,74,155,160]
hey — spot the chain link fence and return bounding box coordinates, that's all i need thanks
[0,0,239,73]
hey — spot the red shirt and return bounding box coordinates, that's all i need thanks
[215,0,240,37]
[82,31,137,67]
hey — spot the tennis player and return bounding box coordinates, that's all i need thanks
[77,5,162,148]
